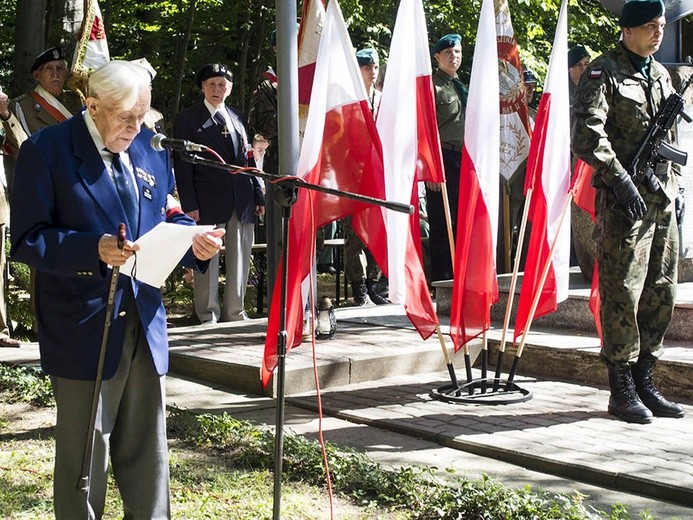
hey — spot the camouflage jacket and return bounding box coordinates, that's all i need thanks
[571,43,680,201]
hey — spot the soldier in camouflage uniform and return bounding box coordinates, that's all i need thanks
[571,0,684,424]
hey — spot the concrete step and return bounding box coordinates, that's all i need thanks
[434,267,693,342]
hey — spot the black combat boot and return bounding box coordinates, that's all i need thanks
[606,361,653,424]
[351,281,372,306]
[631,356,685,418]
[366,279,389,305]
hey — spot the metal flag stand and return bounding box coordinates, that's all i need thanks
[177,152,413,519]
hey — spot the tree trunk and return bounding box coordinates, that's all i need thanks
[170,0,197,120]
[13,0,47,95]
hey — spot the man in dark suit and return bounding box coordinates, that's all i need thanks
[174,63,265,324]
[10,60,224,518]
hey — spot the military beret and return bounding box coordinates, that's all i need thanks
[568,46,590,68]
[523,69,538,85]
[618,0,665,28]
[432,34,462,55]
[196,63,233,87]
[356,48,379,66]
[31,46,66,73]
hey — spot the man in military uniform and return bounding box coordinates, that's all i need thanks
[428,34,467,282]
[571,0,684,424]
[1,46,82,156]
[343,48,388,305]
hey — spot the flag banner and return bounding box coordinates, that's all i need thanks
[298,0,326,138]
[513,0,571,342]
[377,0,439,338]
[262,0,388,386]
[449,0,500,350]
[495,0,532,183]
[571,158,602,339]
[72,0,110,76]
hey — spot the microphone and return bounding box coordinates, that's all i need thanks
[150,133,207,153]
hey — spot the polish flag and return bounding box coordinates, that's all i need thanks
[571,159,602,338]
[377,0,439,337]
[496,0,532,182]
[449,0,500,349]
[298,0,325,137]
[262,0,388,386]
[513,0,571,342]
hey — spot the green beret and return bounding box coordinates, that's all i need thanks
[31,46,66,73]
[432,34,462,55]
[196,63,233,88]
[568,46,590,68]
[618,0,665,28]
[356,48,379,66]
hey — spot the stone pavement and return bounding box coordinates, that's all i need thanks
[3,302,693,518]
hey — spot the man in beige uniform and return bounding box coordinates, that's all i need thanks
[1,46,82,156]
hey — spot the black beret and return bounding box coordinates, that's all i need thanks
[356,48,379,66]
[523,69,538,85]
[31,46,66,73]
[568,46,590,68]
[619,0,665,28]
[432,34,462,55]
[196,63,233,87]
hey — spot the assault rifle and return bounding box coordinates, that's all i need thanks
[629,71,693,194]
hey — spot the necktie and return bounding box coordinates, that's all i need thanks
[213,110,239,156]
[111,152,139,236]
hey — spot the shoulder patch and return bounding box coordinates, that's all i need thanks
[589,69,602,80]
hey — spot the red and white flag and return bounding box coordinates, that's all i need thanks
[71,0,110,76]
[449,0,500,349]
[513,0,572,342]
[262,0,388,386]
[571,159,602,338]
[377,0,439,337]
[495,0,532,182]
[298,0,325,136]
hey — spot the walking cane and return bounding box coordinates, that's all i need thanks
[77,223,126,493]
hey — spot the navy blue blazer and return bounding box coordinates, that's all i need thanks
[173,102,265,225]
[10,112,200,380]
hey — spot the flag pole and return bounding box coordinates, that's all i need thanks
[435,325,460,395]
[441,183,456,265]
[503,184,512,272]
[506,191,572,390]
[494,186,533,391]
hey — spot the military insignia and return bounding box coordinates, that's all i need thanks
[135,167,156,187]
[52,49,60,60]
[589,69,602,80]
[213,63,220,73]
[143,187,153,200]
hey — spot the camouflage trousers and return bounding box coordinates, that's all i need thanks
[595,187,678,363]
[343,217,380,283]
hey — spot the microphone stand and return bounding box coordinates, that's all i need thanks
[179,152,412,517]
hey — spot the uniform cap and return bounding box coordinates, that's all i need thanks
[618,0,665,28]
[568,46,590,68]
[523,69,538,85]
[356,48,379,66]
[31,46,66,73]
[129,58,157,80]
[196,63,233,87]
[432,34,462,55]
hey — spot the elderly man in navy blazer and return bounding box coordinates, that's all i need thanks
[174,63,265,324]
[10,60,224,519]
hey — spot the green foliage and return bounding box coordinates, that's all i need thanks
[167,407,645,520]
[0,363,53,407]
[6,239,35,340]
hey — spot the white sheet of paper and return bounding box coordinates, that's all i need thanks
[120,222,215,288]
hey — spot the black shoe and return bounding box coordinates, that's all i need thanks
[632,356,685,418]
[351,281,372,306]
[606,361,653,424]
[366,279,389,305]
[318,264,337,275]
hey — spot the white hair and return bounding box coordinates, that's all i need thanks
[87,60,150,109]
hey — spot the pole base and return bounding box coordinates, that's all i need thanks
[430,377,532,405]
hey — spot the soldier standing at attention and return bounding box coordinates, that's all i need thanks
[428,34,467,282]
[343,48,388,306]
[571,0,684,424]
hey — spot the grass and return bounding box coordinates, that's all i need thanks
[0,363,662,519]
